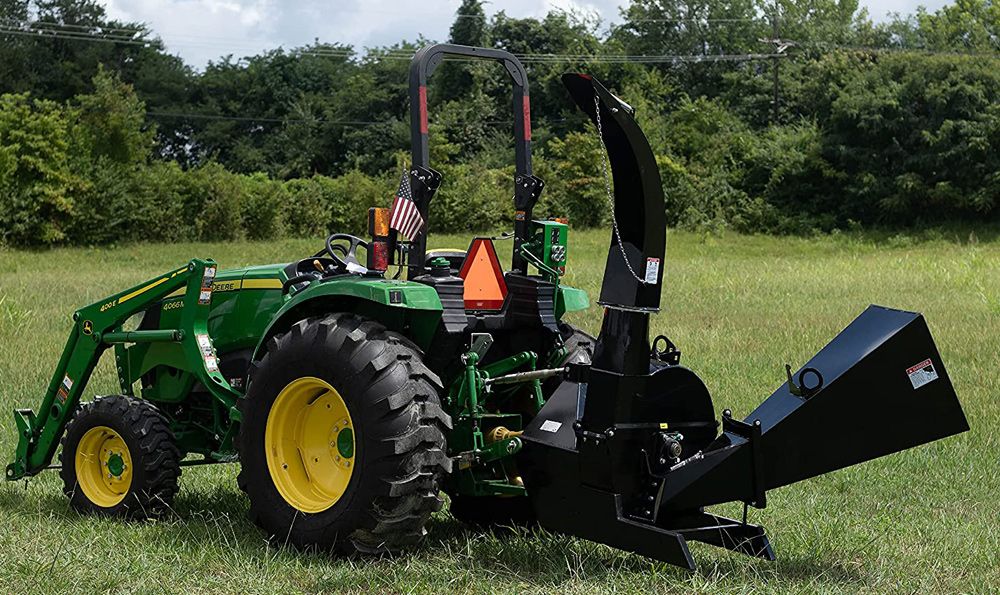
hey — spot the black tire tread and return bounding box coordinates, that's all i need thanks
[59,395,181,518]
[236,312,451,555]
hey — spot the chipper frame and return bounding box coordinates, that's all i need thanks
[514,74,970,570]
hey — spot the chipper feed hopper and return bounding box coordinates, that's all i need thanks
[5,44,967,570]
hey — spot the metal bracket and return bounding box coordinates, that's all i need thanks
[722,410,767,509]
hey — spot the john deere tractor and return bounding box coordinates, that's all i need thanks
[6,45,967,569]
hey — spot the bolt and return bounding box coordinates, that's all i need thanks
[345,461,350,467]
[108,473,113,479]
[659,457,666,465]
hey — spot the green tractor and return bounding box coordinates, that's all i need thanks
[6,44,593,552]
[6,45,968,569]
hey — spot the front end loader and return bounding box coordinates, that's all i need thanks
[5,44,967,569]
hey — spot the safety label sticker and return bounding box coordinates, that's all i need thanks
[906,358,939,390]
[61,374,73,391]
[539,420,562,433]
[644,258,660,284]
[196,334,213,357]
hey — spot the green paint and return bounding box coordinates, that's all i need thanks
[556,285,590,318]
[107,452,125,477]
[337,428,354,459]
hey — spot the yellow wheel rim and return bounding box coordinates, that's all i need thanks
[75,426,133,508]
[265,376,356,513]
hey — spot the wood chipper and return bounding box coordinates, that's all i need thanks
[5,44,968,570]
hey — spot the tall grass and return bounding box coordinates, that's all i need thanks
[0,229,996,593]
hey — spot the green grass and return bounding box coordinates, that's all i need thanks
[0,229,997,593]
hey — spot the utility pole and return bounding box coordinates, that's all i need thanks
[772,3,780,123]
[759,1,794,125]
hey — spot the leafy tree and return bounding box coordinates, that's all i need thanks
[436,0,489,102]
[0,93,81,245]
[72,67,154,164]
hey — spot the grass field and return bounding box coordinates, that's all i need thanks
[0,228,997,593]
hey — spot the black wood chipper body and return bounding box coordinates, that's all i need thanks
[515,73,969,570]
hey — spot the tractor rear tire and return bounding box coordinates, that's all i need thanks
[60,395,181,518]
[237,313,452,554]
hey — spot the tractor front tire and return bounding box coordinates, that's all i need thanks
[60,395,181,518]
[237,313,452,554]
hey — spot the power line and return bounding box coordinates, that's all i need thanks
[0,24,792,64]
[0,25,153,46]
[146,111,570,128]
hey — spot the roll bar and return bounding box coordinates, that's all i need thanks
[406,44,543,276]
[408,43,532,175]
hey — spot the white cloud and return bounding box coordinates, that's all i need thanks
[100,0,954,68]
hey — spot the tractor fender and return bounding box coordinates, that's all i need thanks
[251,278,444,363]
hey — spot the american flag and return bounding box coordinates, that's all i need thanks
[389,170,424,240]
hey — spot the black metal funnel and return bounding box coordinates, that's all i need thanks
[657,305,968,513]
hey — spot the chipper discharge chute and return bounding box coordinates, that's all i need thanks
[515,73,970,570]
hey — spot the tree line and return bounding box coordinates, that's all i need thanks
[2,0,999,247]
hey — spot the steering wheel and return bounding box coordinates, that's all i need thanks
[325,233,370,274]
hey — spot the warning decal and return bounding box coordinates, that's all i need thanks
[540,420,562,433]
[906,358,939,390]
[644,257,660,284]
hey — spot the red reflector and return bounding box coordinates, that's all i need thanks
[371,240,389,271]
[459,238,507,310]
[522,95,532,141]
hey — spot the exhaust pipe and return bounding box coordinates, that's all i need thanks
[516,73,968,570]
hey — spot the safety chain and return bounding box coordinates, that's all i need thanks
[594,91,648,285]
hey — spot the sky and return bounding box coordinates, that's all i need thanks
[101,0,954,68]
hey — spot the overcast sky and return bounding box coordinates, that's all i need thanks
[102,0,952,68]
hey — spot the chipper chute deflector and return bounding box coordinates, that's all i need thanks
[516,73,969,570]
[5,44,968,570]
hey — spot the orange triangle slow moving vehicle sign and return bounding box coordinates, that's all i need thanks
[459,238,508,310]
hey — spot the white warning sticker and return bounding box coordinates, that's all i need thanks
[906,358,939,390]
[539,420,562,433]
[196,333,213,356]
[644,257,660,284]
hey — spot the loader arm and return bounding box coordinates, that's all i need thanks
[5,259,242,481]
